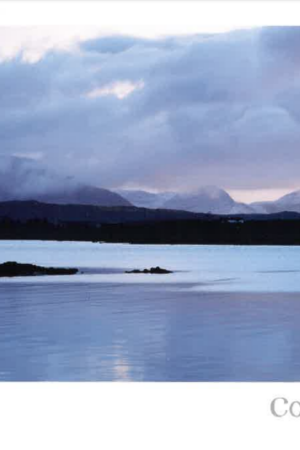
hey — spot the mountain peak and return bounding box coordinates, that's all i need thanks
[119,186,253,214]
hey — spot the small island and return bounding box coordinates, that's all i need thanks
[0,261,78,277]
[125,266,173,274]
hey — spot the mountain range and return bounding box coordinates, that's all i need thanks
[118,186,300,215]
[2,156,300,215]
[117,186,255,214]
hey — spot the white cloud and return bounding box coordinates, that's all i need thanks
[0,25,238,62]
[87,80,144,100]
[0,26,103,62]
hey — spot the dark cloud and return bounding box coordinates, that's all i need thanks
[1,26,300,196]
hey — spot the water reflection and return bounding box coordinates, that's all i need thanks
[1,281,300,381]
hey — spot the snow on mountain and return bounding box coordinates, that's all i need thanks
[251,190,300,214]
[161,186,233,213]
[116,189,175,209]
[162,186,256,214]
[119,186,254,214]
[274,190,300,212]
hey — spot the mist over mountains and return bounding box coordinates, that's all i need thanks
[0,156,131,207]
[2,156,300,215]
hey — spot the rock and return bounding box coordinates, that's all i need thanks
[125,266,172,274]
[0,261,78,277]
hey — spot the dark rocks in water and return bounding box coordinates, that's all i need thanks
[125,266,173,274]
[0,261,78,277]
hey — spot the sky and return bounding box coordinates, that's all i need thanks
[1,25,300,203]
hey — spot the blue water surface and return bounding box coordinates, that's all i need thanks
[0,241,300,381]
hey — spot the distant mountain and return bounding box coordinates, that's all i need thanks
[275,191,300,213]
[162,186,250,214]
[116,189,175,209]
[119,186,255,214]
[32,184,132,207]
[251,190,300,214]
[0,156,131,207]
[250,201,278,214]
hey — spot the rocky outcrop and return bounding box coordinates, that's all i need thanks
[125,266,172,274]
[0,261,78,277]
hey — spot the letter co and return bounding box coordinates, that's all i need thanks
[271,398,300,418]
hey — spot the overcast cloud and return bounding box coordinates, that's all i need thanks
[1,26,300,199]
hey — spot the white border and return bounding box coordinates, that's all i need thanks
[1,3,300,450]
[0,383,300,449]
[0,1,300,29]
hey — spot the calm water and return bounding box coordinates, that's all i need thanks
[0,241,300,381]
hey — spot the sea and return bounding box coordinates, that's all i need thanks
[0,240,300,381]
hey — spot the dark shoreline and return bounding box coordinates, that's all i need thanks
[1,217,300,245]
[1,200,300,245]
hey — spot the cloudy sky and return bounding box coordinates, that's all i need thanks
[1,25,300,203]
